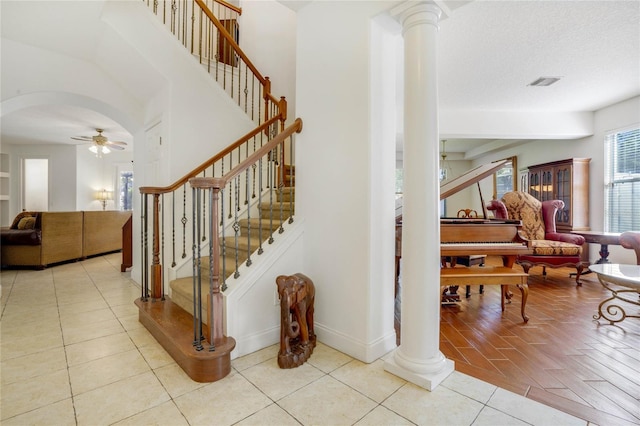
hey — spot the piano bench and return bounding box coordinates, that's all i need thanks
[456,255,486,267]
[440,267,529,323]
[442,255,486,267]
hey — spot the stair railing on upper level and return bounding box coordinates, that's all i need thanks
[142,0,281,126]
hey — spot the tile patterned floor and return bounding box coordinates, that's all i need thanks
[1,254,588,425]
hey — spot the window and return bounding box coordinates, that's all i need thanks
[395,168,403,199]
[119,171,134,211]
[605,127,640,232]
[493,156,517,200]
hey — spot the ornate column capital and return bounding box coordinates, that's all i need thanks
[390,1,444,34]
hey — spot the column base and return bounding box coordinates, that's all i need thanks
[383,348,455,391]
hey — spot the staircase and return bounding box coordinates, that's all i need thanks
[135,0,302,383]
[170,172,295,320]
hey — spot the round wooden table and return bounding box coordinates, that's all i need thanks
[571,230,621,264]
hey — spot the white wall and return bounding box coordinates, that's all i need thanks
[1,139,135,217]
[441,159,475,217]
[3,144,77,215]
[1,142,134,216]
[1,35,142,218]
[101,1,258,187]
[76,147,133,211]
[0,42,142,130]
[296,1,397,362]
[240,0,297,121]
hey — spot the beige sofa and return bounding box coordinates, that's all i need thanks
[1,211,132,269]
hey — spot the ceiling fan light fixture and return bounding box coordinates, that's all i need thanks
[89,144,111,157]
[74,128,128,157]
[528,76,562,87]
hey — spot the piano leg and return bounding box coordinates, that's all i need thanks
[501,255,516,307]
[465,284,484,298]
[441,257,461,304]
[501,284,528,322]
[502,255,516,268]
[518,284,529,323]
[501,285,507,312]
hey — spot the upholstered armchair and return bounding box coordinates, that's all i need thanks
[487,191,587,285]
[620,231,640,265]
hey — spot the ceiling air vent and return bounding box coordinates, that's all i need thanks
[528,76,562,87]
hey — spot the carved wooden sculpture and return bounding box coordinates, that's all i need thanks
[276,273,316,368]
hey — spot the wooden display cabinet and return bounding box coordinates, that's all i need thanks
[527,158,590,233]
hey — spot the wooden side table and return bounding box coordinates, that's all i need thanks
[589,264,640,324]
[571,230,621,264]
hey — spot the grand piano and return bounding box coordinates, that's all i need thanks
[439,159,531,263]
[395,159,533,322]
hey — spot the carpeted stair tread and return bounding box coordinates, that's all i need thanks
[220,236,261,249]
[239,217,287,230]
[170,178,295,319]
[259,201,294,213]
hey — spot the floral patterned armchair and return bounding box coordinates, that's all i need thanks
[487,191,587,285]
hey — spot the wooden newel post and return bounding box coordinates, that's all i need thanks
[277,96,287,186]
[208,184,224,344]
[263,76,272,127]
[279,96,287,125]
[151,193,163,299]
[190,176,226,346]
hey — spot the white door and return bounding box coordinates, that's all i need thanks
[23,158,49,211]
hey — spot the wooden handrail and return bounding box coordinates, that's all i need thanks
[213,0,242,14]
[139,115,280,195]
[190,118,303,190]
[142,0,283,125]
[193,0,279,106]
[137,0,302,370]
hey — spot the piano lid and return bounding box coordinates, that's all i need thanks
[439,159,509,200]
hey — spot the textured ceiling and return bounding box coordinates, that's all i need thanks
[438,0,639,112]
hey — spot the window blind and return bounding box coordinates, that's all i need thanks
[605,127,640,232]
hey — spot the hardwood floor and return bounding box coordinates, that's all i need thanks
[435,257,640,425]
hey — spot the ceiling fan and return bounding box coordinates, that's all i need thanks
[71,128,127,157]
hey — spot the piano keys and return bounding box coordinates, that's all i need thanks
[441,218,530,261]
